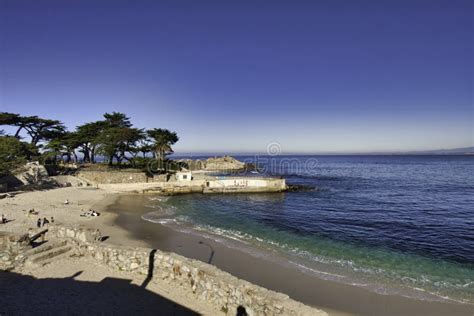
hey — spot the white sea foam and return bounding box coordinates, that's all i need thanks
[141,208,474,305]
[147,196,169,202]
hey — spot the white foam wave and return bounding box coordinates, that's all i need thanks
[141,213,180,225]
[147,196,169,202]
[141,213,474,305]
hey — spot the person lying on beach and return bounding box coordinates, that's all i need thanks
[94,229,102,241]
[80,209,100,217]
[28,209,39,216]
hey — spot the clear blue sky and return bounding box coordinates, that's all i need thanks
[1,0,472,153]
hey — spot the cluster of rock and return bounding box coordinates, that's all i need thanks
[0,231,31,270]
[44,225,325,316]
[0,162,90,191]
[0,162,53,190]
[178,156,247,172]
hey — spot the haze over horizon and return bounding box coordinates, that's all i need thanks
[1,0,472,153]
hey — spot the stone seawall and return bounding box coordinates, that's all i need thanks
[0,232,32,270]
[47,225,326,316]
[78,171,149,184]
[97,178,288,195]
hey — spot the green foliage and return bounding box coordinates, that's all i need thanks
[103,112,132,128]
[0,112,65,145]
[147,128,179,160]
[0,136,34,176]
[0,111,179,169]
[74,121,106,162]
[44,131,81,163]
[96,126,145,166]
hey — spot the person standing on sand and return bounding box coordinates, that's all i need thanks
[37,218,41,228]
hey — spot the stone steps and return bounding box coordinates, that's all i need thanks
[24,240,68,257]
[24,241,72,267]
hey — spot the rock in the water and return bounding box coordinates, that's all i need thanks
[177,156,247,171]
[286,184,316,192]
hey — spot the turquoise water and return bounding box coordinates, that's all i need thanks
[143,155,474,303]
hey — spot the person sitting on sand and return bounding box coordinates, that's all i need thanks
[64,199,69,205]
[94,229,102,242]
[42,217,49,226]
[1,214,6,224]
[50,216,55,223]
[88,209,100,217]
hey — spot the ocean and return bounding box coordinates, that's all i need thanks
[141,155,474,304]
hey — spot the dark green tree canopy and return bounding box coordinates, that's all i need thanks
[0,111,179,169]
[147,128,179,160]
[103,112,132,128]
[0,136,35,176]
[96,127,145,166]
[0,112,66,145]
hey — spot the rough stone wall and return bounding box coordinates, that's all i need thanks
[78,171,149,184]
[47,225,325,316]
[0,232,31,270]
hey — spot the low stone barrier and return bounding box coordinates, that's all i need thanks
[0,231,31,270]
[78,171,149,184]
[47,225,325,316]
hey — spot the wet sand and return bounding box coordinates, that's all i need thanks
[106,194,474,316]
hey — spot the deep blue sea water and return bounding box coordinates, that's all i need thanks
[143,155,474,303]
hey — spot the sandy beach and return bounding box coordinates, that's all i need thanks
[0,187,218,315]
[1,186,473,315]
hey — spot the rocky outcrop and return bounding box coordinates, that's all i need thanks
[50,175,89,187]
[14,162,50,185]
[178,156,247,172]
[0,162,56,190]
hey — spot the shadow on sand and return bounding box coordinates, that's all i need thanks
[0,270,198,315]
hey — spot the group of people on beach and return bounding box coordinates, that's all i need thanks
[37,217,54,228]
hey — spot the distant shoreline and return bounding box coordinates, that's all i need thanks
[172,152,474,157]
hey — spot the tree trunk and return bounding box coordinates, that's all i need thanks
[14,126,23,138]
[82,146,90,163]
[91,147,96,163]
[115,154,121,165]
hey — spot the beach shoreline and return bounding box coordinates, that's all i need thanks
[106,193,473,316]
[1,186,473,315]
[0,186,325,315]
